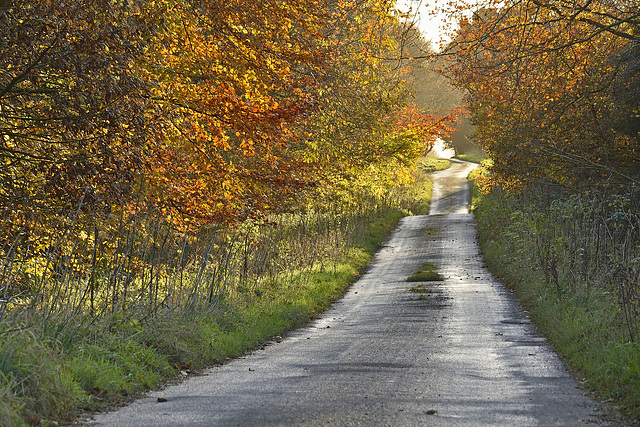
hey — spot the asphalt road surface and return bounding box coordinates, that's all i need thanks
[88,159,613,426]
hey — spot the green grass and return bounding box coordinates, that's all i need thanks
[409,284,431,294]
[407,271,443,282]
[454,153,487,164]
[0,331,88,426]
[418,157,451,173]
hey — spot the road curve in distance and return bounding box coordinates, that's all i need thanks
[429,159,478,215]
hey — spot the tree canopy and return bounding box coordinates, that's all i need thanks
[1,0,458,261]
[443,0,639,189]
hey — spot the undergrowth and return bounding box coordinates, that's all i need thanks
[0,210,404,426]
[471,173,640,422]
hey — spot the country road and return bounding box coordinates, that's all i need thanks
[88,159,613,426]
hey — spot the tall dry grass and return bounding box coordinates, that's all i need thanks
[0,200,402,337]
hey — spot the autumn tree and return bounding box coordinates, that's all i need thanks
[0,0,164,271]
[141,0,454,216]
[398,25,474,155]
[0,0,466,322]
[0,1,162,209]
[1,0,460,230]
[0,0,461,285]
[443,0,640,189]
[300,3,466,208]
[137,0,330,226]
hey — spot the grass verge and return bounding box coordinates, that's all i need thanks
[454,153,486,164]
[396,156,450,216]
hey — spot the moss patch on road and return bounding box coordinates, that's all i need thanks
[407,262,443,282]
[409,284,432,294]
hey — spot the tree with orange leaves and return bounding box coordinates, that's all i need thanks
[0,0,463,329]
[443,0,639,189]
[0,0,460,258]
[138,0,327,226]
[141,0,456,220]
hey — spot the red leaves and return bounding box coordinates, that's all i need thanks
[393,105,461,149]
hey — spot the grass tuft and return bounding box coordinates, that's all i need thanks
[407,262,443,282]
[0,331,88,426]
[419,157,451,173]
[407,271,443,282]
[409,284,431,293]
